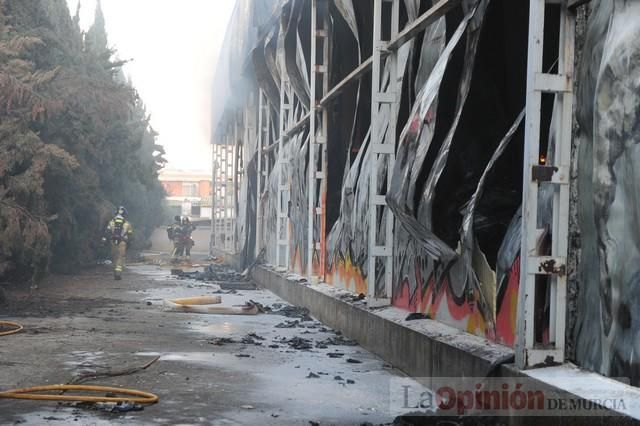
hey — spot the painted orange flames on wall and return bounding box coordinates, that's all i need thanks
[324,251,519,346]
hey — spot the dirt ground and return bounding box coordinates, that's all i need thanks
[0,255,405,425]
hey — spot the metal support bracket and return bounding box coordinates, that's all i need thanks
[516,0,576,369]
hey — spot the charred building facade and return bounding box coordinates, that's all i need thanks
[210,0,640,385]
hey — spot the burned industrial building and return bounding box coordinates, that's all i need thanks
[210,0,640,386]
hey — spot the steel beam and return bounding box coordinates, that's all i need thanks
[308,0,329,283]
[284,111,311,138]
[386,0,461,51]
[232,114,239,252]
[256,90,265,258]
[320,57,373,107]
[211,143,218,252]
[276,75,292,270]
[516,0,575,369]
[367,0,399,307]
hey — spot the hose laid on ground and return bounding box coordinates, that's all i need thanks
[0,384,158,404]
[0,321,23,336]
[167,295,222,305]
[164,296,259,315]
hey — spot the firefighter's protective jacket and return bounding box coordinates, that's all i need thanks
[106,214,133,243]
[168,222,183,243]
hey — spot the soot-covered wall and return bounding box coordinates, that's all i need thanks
[572,0,640,386]
[221,0,640,386]
[326,0,533,345]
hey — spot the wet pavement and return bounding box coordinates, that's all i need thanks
[0,258,405,425]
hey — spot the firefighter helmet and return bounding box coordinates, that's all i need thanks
[116,206,128,217]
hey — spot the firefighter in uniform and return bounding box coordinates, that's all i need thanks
[181,217,195,261]
[168,215,184,262]
[103,206,133,280]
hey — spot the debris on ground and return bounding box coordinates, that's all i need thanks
[210,288,238,295]
[241,337,262,346]
[171,264,256,293]
[275,320,301,328]
[285,274,308,284]
[327,352,345,358]
[246,332,265,341]
[209,337,237,346]
[235,354,251,358]
[241,333,265,346]
[219,281,256,290]
[69,355,160,384]
[334,375,344,381]
[249,301,316,323]
[275,336,313,350]
[315,335,358,347]
[171,264,251,285]
[346,358,362,364]
[339,293,366,303]
[306,372,320,379]
[249,300,268,313]
[268,305,313,321]
[110,401,144,413]
[405,312,430,321]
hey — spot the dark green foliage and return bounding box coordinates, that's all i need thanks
[0,0,166,282]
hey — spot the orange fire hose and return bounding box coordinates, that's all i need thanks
[0,321,23,336]
[0,384,158,403]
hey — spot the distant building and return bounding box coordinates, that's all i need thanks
[159,169,212,219]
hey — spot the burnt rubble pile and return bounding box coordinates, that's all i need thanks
[171,264,248,283]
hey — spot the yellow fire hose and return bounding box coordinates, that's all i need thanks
[0,384,158,404]
[0,321,23,336]
[0,323,158,404]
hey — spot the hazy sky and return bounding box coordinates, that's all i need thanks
[66,0,236,172]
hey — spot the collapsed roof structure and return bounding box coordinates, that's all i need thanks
[210,0,640,385]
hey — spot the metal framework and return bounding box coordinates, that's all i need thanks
[214,139,217,256]
[211,143,218,251]
[231,117,239,252]
[210,123,237,253]
[276,77,294,270]
[516,0,575,368]
[255,89,270,258]
[308,0,329,283]
[227,124,233,252]
[212,143,224,249]
[367,0,399,306]
[221,131,230,251]
[236,107,247,254]
[212,1,577,363]
[252,0,473,304]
